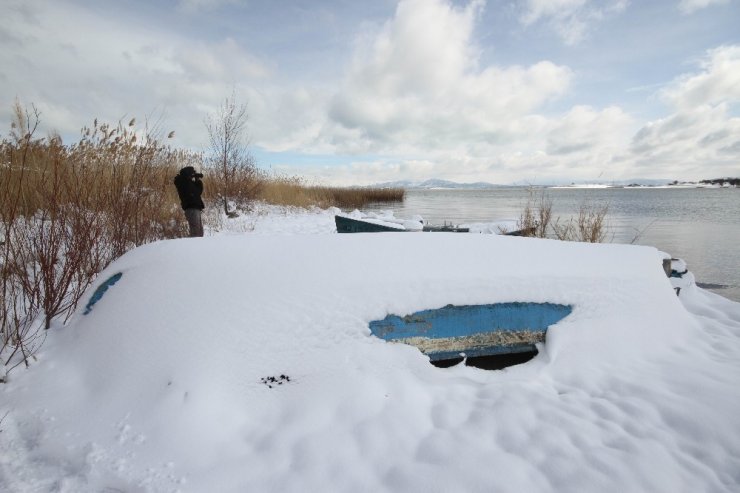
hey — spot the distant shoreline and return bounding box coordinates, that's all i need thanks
[399,183,740,191]
[549,183,739,190]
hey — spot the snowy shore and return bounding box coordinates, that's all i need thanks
[2,205,740,492]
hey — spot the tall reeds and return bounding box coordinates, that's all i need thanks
[258,175,404,209]
[0,104,199,376]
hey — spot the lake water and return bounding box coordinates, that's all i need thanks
[367,187,740,302]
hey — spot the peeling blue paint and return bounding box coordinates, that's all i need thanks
[369,302,572,361]
[83,272,123,315]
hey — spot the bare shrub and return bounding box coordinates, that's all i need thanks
[519,188,609,243]
[576,201,609,243]
[551,201,609,243]
[518,189,552,238]
[1,103,45,371]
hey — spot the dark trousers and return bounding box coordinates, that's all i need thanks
[184,208,204,237]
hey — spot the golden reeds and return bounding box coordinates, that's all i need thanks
[257,175,404,209]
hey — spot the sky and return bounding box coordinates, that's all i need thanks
[1,0,739,185]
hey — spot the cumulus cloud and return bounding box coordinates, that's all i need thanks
[298,8,740,185]
[520,0,629,45]
[677,0,730,14]
[547,106,634,156]
[327,0,572,155]
[629,45,740,176]
[263,0,640,185]
[660,45,740,108]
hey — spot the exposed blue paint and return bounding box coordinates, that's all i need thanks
[83,272,123,315]
[369,302,572,361]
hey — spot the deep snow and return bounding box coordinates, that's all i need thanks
[2,206,740,492]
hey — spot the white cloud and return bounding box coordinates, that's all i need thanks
[677,0,730,14]
[176,0,243,14]
[629,45,740,176]
[630,104,740,175]
[547,105,634,156]
[660,45,740,109]
[248,0,581,184]
[0,0,269,146]
[307,25,740,184]
[259,0,642,185]
[520,0,629,45]
[521,0,589,24]
[326,0,572,155]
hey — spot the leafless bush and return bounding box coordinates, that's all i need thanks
[518,189,552,238]
[519,188,609,243]
[205,92,263,216]
[576,201,609,243]
[1,103,44,372]
[551,201,609,243]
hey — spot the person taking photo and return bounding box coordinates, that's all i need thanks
[174,166,205,237]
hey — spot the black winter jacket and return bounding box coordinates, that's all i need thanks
[174,168,205,211]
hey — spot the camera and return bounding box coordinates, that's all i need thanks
[194,173,204,179]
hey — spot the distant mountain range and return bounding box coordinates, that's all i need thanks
[372,178,675,189]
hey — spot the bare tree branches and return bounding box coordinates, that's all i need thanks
[205,92,262,216]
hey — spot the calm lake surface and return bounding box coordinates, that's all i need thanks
[367,187,740,302]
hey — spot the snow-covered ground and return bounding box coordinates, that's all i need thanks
[2,206,740,492]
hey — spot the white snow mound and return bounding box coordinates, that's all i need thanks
[3,233,740,492]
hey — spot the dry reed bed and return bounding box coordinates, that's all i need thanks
[258,177,404,208]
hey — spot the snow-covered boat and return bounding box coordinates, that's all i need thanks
[335,214,469,233]
[335,215,529,234]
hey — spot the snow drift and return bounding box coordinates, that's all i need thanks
[2,231,740,492]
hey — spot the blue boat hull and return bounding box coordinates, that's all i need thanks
[369,302,572,361]
[335,215,407,233]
